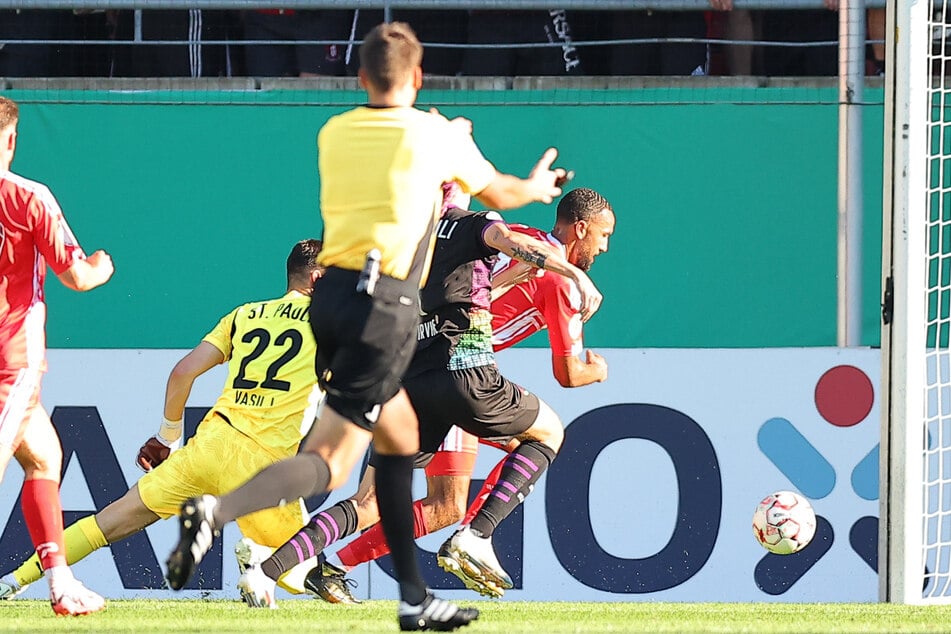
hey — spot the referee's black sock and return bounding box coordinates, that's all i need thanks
[374,452,428,605]
[261,499,359,581]
[216,452,331,528]
[469,440,557,538]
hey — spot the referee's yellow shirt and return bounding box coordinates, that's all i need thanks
[202,290,321,455]
[317,106,496,286]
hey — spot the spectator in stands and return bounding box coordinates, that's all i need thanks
[111,10,239,78]
[460,10,585,76]
[242,9,350,77]
[707,0,758,76]
[867,6,885,76]
[759,1,839,77]
[607,9,709,76]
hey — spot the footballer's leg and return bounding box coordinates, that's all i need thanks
[442,386,563,593]
[14,407,104,616]
[258,482,364,591]
[261,467,374,605]
[4,404,215,595]
[6,416,212,595]
[325,440,475,586]
[372,389,479,632]
[165,405,370,590]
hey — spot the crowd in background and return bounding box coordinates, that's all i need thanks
[0,6,888,79]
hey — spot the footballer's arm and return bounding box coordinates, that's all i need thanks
[56,249,114,291]
[552,350,608,388]
[483,222,602,321]
[164,342,224,420]
[135,341,224,472]
[474,148,566,210]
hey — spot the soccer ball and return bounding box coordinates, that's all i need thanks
[751,490,817,555]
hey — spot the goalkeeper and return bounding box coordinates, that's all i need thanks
[0,239,327,605]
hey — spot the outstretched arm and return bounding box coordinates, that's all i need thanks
[474,148,567,210]
[164,342,224,421]
[483,222,602,322]
[136,341,224,472]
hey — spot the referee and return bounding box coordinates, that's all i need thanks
[166,21,567,631]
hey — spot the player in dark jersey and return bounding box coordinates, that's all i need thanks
[316,187,615,600]
[238,182,601,605]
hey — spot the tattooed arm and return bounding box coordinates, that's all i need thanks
[482,222,602,321]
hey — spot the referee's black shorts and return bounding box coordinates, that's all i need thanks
[405,364,541,454]
[310,266,420,430]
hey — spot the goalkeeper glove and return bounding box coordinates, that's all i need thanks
[135,417,183,472]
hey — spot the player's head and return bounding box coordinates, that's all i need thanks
[440,181,471,215]
[286,239,325,292]
[0,97,19,168]
[358,22,423,95]
[553,188,615,272]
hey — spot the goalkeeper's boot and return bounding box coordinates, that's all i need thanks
[304,554,361,605]
[0,574,26,600]
[49,571,105,616]
[436,538,503,599]
[440,526,512,592]
[234,537,272,575]
[234,537,278,608]
[398,592,479,632]
[165,495,220,591]
[236,564,277,609]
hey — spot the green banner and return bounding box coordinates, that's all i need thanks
[8,87,882,349]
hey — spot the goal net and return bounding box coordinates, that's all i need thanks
[882,0,951,604]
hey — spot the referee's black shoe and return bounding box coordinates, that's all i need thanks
[398,592,479,631]
[165,495,220,590]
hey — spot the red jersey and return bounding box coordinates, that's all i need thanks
[491,225,583,357]
[0,172,85,372]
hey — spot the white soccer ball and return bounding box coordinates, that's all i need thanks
[751,490,817,555]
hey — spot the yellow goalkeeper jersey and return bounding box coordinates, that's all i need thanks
[202,290,321,455]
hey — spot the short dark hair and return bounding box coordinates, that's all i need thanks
[359,22,423,92]
[556,188,613,224]
[286,239,323,283]
[0,97,19,132]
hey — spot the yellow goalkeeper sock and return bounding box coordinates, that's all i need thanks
[13,515,108,587]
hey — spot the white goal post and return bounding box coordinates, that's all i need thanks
[881,0,951,604]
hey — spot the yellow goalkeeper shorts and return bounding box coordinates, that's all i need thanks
[137,412,307,548]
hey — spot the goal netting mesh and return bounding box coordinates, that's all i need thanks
[884,0,951,605]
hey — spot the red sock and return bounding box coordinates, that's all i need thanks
[337,500,429,569]
[462,459,504,525]
[21,479,67,571]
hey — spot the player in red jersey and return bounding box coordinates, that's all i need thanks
[0,96,114,615]
[260,187,614,603]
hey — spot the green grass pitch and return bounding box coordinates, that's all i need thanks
[3,600,951,633]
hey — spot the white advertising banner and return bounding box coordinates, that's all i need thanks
[0,348,880,603]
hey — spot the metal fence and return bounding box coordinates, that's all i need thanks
[0,1,890,9]
[0,0,887,80]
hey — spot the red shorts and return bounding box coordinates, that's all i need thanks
[0,368,41,450]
